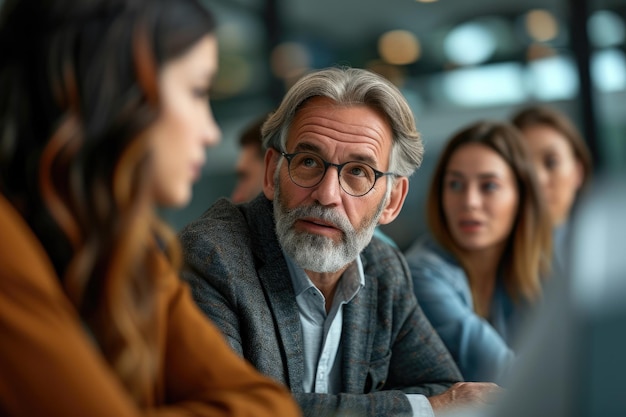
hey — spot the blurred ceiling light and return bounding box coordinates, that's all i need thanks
[378,30,421,65]
[527,55,578,100]
[525,9,558,42]
[588,10,625,48]
[444,22,496,66]
[442,63,526,106]
[270,41,312,80]
[416,0,439,3]
[592,49,626,92]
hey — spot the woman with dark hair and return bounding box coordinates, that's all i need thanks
[0,0,301,416]
[404,121,552,383]
[511,105,593,272]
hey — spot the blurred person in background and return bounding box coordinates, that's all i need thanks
[441,176,626,417]
[511,105,593,274]
[405,121,552,384]
[231,114,267,204]
[0,0,301,416]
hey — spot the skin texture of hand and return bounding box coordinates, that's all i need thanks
[428,382,502,412]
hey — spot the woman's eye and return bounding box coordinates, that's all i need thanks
[545,155,559,170]
[447,180,463,191]
[482,181,499,192]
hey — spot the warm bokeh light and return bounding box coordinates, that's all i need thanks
[526,42,557,61]
[378,30,421,65]
[525,9,559,42]
[270,41,312,80]
[365,59,407,87]
[211,55,253,98]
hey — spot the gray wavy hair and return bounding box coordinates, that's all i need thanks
[261,67,423,177]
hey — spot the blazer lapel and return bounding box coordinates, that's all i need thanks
[247,196,305,392]
[341,263,376,393]
[257,261,305,393]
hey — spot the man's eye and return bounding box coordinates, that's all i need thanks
[348,166,365,177]
[302,157,317,168]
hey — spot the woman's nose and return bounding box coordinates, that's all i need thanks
[203,103,221,147]
[463,184,481,209]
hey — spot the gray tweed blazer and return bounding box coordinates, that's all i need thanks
[179,195,461,417]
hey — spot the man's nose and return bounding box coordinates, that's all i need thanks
[310,166,343,206]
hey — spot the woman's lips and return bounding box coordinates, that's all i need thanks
[457,219,483,233]
[191,161,204,181]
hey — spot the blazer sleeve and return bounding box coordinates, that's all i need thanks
[292,391,415,417]
[406,251,514,383]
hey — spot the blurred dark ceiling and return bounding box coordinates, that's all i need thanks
[281,0,562,48]
[207,0,624,100]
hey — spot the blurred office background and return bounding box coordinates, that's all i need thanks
[162,0,626,250]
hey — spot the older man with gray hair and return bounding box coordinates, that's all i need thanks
[180,67,498,417]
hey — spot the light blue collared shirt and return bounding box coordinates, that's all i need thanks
[284,252,434,417]
[286,252,364,393]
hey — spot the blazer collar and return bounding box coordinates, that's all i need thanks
[257,259,306,391]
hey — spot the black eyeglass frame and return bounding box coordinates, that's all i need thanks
[280,151,397,197]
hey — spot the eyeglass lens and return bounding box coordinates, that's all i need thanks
[287,152,378,196]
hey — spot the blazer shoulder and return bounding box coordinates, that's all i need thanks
[360,237,412,289]
[179,198,251,254]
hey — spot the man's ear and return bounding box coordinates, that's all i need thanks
[378,176,409,225]
[263,148,280,201]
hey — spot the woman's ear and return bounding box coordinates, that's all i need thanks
[263,148,280,200]
[378,176,409,225]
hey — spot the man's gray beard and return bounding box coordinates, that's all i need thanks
[273,181,387,273]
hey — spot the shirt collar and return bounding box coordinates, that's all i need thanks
[284,250,365,303]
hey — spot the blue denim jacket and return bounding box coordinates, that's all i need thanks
[405,234,531,384]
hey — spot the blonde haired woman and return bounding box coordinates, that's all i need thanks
[405,121,552,383]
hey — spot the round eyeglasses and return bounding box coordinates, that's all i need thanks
[281,151,396,197]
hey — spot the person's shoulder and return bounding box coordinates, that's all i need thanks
[362,233,404,264]
[372,227,398,248]
[405,234,453,268]
[181,196,239,229]
[404,234,467,288]
[178,197,250,252]
[360,235,412,290]
[0,194,62,300]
